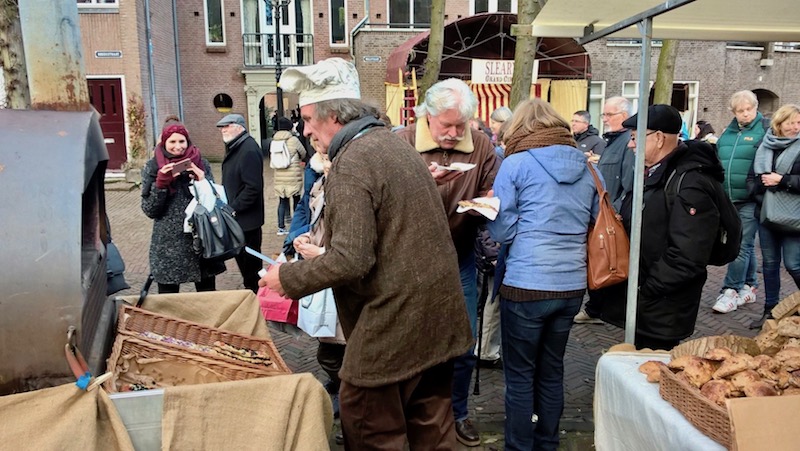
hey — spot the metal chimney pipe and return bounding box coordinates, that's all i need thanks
[17,0,90,111]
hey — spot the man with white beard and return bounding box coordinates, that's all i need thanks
[396,78,499,447]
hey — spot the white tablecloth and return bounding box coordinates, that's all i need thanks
[594,352,725,451]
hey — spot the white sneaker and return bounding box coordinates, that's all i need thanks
[738,285,757,305]
[712,289,739,313]
[574,309,603,324]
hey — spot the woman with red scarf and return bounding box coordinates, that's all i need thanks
[141,124,225,293]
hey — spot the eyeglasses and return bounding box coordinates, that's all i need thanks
[570,119,588,123]
[629,130,658,142]
[601,112,624,118]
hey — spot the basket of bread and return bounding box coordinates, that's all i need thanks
[637,293,800,448]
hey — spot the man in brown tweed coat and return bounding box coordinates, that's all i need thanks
[261,58,473,449]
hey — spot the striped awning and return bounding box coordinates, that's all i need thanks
[470,83,512,125]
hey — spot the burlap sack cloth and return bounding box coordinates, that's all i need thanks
[122,289,334,449]
[0,384,134,450]
[163,373,333,450]
[121,289,270,338]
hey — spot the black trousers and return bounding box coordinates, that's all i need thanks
[317,342,346,391]
[235,227,263,293]
[158,277,216,294]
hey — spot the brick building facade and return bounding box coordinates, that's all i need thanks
[76,1,800,162]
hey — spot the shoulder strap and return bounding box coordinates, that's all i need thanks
[585,161,607,195]
[664,169,688,212]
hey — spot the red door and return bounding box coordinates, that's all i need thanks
[87,79,127,170]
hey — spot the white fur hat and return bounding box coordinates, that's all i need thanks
[280,58,361,107]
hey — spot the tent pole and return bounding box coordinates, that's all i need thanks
[624,17,653,345]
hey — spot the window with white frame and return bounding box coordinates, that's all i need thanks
[471,0,517,14]
[589,81,606,133]
[330,0,346,45]
[205,0,226,46]
[389,0,431,26]
[622,80,700,138]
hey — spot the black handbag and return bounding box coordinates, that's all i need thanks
[189,181,246,261]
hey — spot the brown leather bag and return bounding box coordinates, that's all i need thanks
[586,162,630,290]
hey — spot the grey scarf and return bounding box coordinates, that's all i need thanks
[753,129,800,174]
[327,115,385,161]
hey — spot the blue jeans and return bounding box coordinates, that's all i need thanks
[722,202,759,291]
[759,224,800,308]
[452,253,478,422]
[277,195,300,229]
[501,296,582,451]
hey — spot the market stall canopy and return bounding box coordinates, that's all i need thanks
[531,0,800,42]
[386,13,589,84]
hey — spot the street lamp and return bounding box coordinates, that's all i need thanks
[270,0,291,118]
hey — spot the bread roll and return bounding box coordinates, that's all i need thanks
[638,360,667,383]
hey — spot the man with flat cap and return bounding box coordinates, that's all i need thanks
[217,113,264,292]
[259,58,473,448]
[601,104,726,350]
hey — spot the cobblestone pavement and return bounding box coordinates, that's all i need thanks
[106,162,798,450]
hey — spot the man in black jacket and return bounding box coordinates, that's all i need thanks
[572,110,606,157]
[217,114,265,292]
[602,105,724,350]
[575,97,634,324]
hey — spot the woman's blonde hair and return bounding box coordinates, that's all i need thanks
[770,104,800,136]
[505,98,570,138]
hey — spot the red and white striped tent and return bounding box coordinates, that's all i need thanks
[469,83,512,125]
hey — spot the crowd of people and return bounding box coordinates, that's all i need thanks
[137,54,800,448]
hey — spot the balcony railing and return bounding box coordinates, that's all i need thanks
[243,33,314,67]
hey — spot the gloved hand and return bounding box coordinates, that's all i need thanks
[155,170,174,189]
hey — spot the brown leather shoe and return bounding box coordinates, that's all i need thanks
[455,418,480,447]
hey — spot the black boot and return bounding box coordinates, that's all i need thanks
[749,307,774,330]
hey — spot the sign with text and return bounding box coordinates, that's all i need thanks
[471,59,539,84]
[95,51,122,58]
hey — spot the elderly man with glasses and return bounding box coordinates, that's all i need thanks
[574,97,635,324]
[603,105,726,350]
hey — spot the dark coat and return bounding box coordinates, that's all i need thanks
[222,131,265,232]
[575,125,606,155]
[602,141,724,341]
[597,129,634,205]
[279,126,473,387]
[141,158,224,284]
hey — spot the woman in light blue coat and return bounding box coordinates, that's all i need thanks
[487,99,599,451]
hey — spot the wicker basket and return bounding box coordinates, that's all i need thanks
[105,336,279,392]
[659,365,731,448]
[106,305,291,393]
[670,335,760,359]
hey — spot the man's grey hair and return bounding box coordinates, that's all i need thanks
[414,78,478,122]
[573,110,591,122]
[729,90,758,111]
[312,98,380,124]
[605,96,631,116]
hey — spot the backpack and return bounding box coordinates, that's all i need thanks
[269,139,292,169]
[665,169,742,266]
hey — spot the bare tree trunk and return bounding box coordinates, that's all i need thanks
[417,0,444,99]
[0,0,30,108]
[509,0,541,110]
[653,39,679,105]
